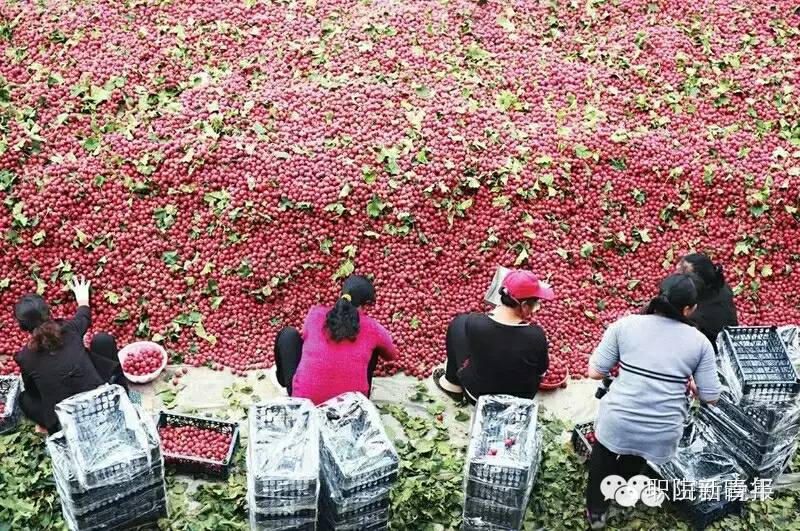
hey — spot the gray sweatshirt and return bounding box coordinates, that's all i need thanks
[589,314,721,464]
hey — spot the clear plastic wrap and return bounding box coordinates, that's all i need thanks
[54,384,152,489]
[0,375,21,435]
[694,408,796,477]
[779,325,800,370]
[246,398,320,530]
[318,392,399,507]
[318,392,397,530]
[47,404,167,531]
[463,395,542,531]
[650,426,747,488]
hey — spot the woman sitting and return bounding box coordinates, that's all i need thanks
[14,277,126,434]
[433,269,553,402]
[677,252,738,348]
[585,273,721,529]
[273,275,398,405]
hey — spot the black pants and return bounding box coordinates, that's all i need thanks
[444,314,471,386]
[274,327,380,397]
[19,333,125,430]
[586,441,646,513]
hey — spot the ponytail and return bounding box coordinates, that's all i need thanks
[29,320,64,352]
[325,274,376,342]
[644,274,699,325]
[325,295,361,342]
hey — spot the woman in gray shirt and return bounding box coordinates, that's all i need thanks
[585,273,721,529]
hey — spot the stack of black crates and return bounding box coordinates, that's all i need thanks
[46,384,167,531]
[699,326,800,482]
[651,326,800,530]
[463,395,542,531]
[247,398,320,531]
[318,392,399,531]
[0,375,21,435]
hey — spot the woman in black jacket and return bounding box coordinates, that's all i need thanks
[14,276,127,433]
[677,253,738,348]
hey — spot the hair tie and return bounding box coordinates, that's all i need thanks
[341,294,352,302]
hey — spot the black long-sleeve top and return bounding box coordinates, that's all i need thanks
[14,306,104,432]
[457,313,549,399]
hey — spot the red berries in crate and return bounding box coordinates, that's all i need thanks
[158,425,232,462]
[585,431,596,444]
[122,347,164,376]
[0,402,5,415]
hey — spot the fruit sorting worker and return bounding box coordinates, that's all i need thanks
[676,252,738,349]
[584,273,721,530]
[273,274,398,404]
[433,269,553,402]
[13,276,127,434]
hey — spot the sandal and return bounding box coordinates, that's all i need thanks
[432,368,464,401]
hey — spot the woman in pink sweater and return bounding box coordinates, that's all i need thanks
[273,275,398,404]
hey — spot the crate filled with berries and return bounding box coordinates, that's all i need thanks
[156,411,240,478]
[571,421,596,461]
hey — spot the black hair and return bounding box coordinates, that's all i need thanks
[644,274,699,325]
[681,253,725,292]
[499,287,539,309]
[325,275,376,342]
[15,294,63,352]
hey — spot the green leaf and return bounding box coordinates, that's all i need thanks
[580,243,594,258]
[574,144,593,159]
[82,136,100,152]
[31,230,46,246]
[194,320,217,345]
[333,259,355,280]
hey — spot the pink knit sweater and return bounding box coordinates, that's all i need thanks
[291,305,398,404]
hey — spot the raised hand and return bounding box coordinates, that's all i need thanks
[67,275,91,307]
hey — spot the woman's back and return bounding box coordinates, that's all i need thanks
[291,305,394,404]
[591,313,719,463]
[458,313,548,397]
[14,307,104,431]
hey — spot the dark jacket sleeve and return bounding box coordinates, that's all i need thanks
[63,305,92,336]
[539,329,550,376]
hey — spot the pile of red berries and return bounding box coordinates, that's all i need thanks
[121,347,164,376]
[158,425,232,462]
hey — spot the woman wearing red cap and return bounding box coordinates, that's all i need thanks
[432,269,553,401]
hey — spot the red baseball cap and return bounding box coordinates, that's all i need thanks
[502,270,555,301]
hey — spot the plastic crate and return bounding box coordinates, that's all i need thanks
[571,421,595,461]
[707,395,800,447]
[318,393,398,505]
[0,376,21,435]
[466,396,540,491]
[248,399,319,500]
[463,496,526,531]
[62,480,167,531]
[674,499,743,531]
[157,411,240,478]
[54,385,153,489]
[319,485,390,522]
[720,327,800,402]
[696,407,796,470]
